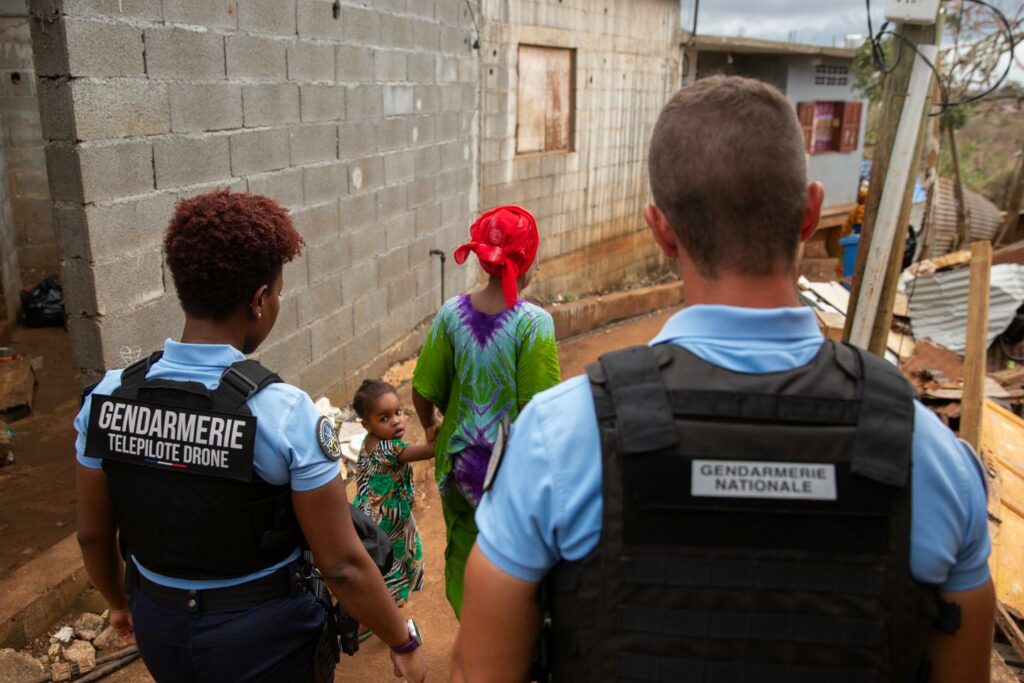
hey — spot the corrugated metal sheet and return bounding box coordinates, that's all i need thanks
[908,263,1024,353]
[924,177,1003,258]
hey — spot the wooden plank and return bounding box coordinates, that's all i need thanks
[982,399,1024,615]
[961,241,993,451]
[848,44,939,351]
[996,602,1024,665]
[893,292,909,318]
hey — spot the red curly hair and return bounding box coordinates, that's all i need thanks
[164,190,304,320]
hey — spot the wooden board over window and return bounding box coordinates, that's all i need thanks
[517,45,575,154]
[797,99,864,154]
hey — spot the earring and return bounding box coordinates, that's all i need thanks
[257,313,262,320]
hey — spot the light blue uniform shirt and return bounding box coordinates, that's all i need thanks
[74,340,341,590]
[476,305,992,592]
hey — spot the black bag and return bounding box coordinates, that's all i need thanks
[21,275,64,327]
[349,504,394,576]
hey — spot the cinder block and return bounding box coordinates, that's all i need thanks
[311,304,353,358]
[43,143,82,203]
[377,245,408,275]
[78,140,154,202]
[12,169,51,199]
[254,328,312,379]
[340,258,376,303]
[410,18,440,52]
[342,5,380,44]
[379,13,412,48]
[226,34,287,80]
[242,84,299,126]
[60,0,162,21]
[299,84,345,122]
[336,45,374,83]
[154,135,231,190]
[296,0,344,40]
[145,27,225,80]
[413,145,440,175]
[407,52,436,83]
[282,249,308,291]
[72,80,170,140]
[382,210,414,251]
[344,84,382,120]
[36,77,75,142]
[414,201,441,237]
[408,175,436,208]
[288,41,335,83]
[374,49,406,82]
[414,84,440,112]
[302,162,347,205]
[97,294,185,369]
[175,176,247,201]
[247,166,304,209]
[238,0,296,36]
[307,237,348,282]
[163,0,238,29]
[374,183,407,222]
[386,271,415,311]
[229,128,289,176]
[169,83,243,133]
[346,156,383,194]
[338,191,375,231]
[383,86,414,116]
[384,149,414,186]
[0,0,26,15]
[291,200,340,244]
[84,192,177,259]
[93,249,165,314]
[375,117,407,152]
[296,269,341,324]
[61,257,98,316]
[289,122,337,166]
[299,345,347,396]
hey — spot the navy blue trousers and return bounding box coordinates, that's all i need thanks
[130,588,327,682]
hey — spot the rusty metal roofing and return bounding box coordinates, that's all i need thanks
[681,33,856,59]
[908,263,1024,353]
[923,177,1004,259]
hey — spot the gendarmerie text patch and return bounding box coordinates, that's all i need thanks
[86,395,257,482]
[691,459,838,501]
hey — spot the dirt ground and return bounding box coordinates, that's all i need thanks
[7,306,680,682]
[0,325,82,579]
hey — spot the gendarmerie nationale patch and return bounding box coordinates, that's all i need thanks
[317,416,342,461]
[483,413,511,493]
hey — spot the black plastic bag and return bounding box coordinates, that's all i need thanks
[349,504,394,576]
[21,275,64,327]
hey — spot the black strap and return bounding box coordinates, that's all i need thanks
[848,346,915,487]
[119,351,164,388]
[591,346,679,454]
[593,390,862,425]
[621,557,884,597]
[212,359,282,413]
[616,652,879,683]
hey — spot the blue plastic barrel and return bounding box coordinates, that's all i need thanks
[839,233,860,278]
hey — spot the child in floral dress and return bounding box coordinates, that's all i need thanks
[352,379,434,605]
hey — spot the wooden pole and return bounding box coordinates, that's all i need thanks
[847,43,939,350]
[844,19,942,352]
[994,142,1024,248]
[947,125,971,250]
[960,240,993,451]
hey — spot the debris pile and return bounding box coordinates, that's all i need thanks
[7,610,139,683]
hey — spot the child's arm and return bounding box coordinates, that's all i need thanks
[398,442,435,463]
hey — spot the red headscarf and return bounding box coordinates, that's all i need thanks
[453,205,539,308]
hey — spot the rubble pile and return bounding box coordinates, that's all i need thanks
[6,611,136,683]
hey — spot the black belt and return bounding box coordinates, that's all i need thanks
[133,563,304,612]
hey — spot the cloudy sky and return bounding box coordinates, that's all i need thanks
[684,0,1021,82]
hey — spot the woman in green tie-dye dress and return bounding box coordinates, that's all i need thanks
[412,206,561,617]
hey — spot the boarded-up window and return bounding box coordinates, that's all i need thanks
[517,46,575,154]
[797,100,863,154]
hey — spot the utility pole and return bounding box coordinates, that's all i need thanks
[844,3,944,355]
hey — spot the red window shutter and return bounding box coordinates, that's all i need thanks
[839,101,863,152]
[797,102,815,153]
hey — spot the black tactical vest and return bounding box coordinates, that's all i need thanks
[85,352,303,580]
[545,341,938,682]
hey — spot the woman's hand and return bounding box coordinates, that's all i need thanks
[391,648,427,682]
[109,607,136,645]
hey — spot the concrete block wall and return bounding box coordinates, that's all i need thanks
[0,138,22,327]
[479,0,679,299]
[30,0,478,400]
[0,0,57,286]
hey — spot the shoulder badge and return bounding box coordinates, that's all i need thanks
[483,413,511,493]
[316,416,342,461]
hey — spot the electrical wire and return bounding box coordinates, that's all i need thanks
[864,0,1019,114]
[463,0,480,50]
